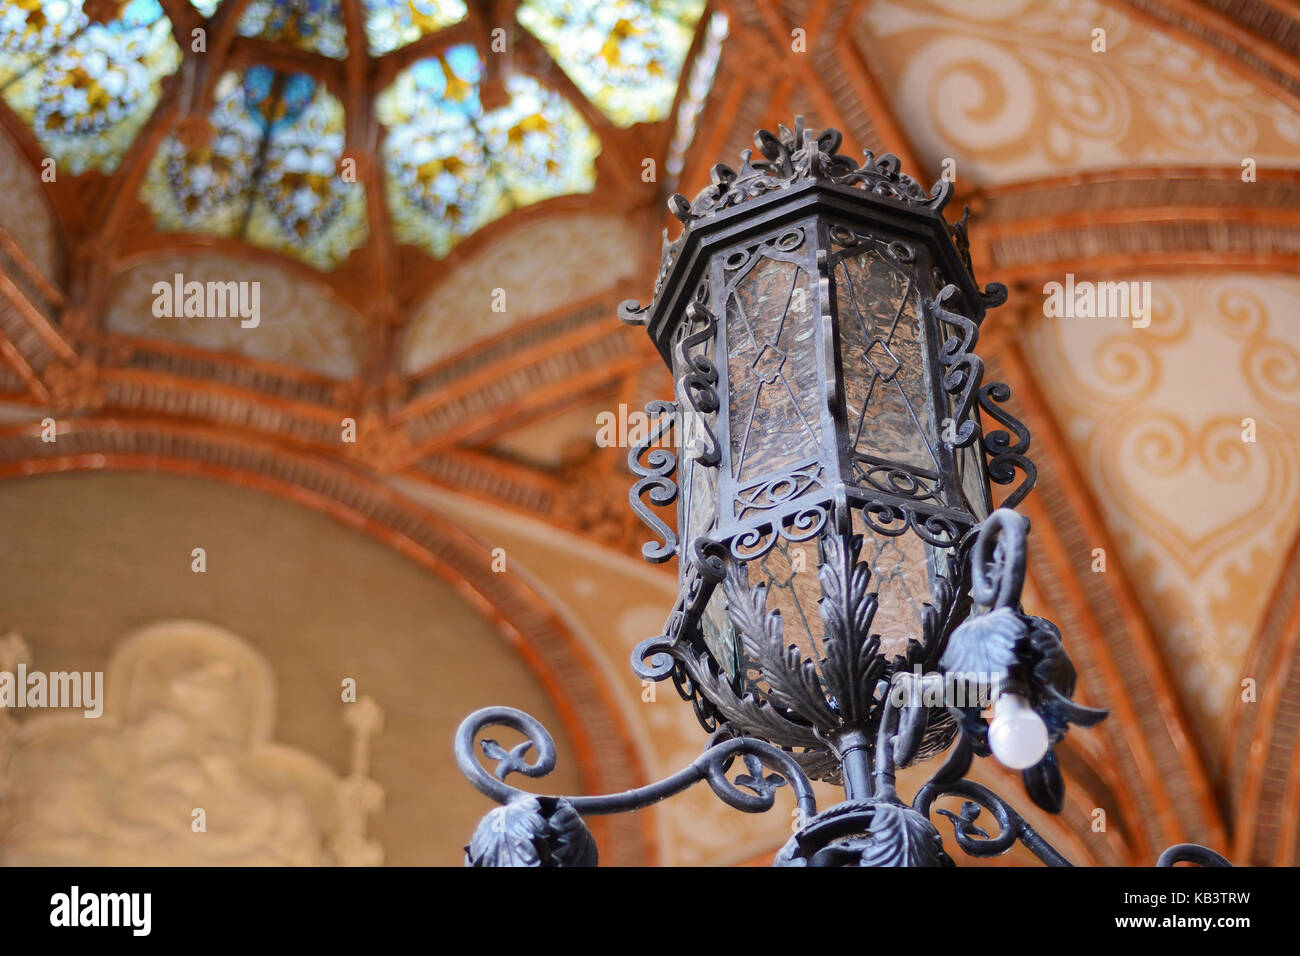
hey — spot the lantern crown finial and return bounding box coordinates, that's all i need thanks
[666,116,953,230]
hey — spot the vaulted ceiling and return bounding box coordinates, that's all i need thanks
[1,0,1299,866]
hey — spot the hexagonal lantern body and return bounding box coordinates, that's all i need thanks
[624,122,1029,782]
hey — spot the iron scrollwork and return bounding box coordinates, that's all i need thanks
[459,118,1231,869]
[459,509,1233,868]
[458,706,816,867]
[628,399,679,563]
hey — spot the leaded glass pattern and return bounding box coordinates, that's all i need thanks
[143,67,368,270]
[517,0,705,127]
[834,235,941,501]
[723,236,821,488]
[363,0,467,55]
[237,0,347,60]
[377,45,600,259]
[0,0,180,174]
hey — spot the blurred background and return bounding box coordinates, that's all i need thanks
[0,0,1297,865]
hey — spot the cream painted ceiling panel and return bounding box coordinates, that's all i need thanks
[1024,273,1300,766]
[402,212,640,374]
[106,254,366,379]
[0,128,58,280]
[856,0,1300,185]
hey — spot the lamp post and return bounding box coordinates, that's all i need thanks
[455,119,1229,868]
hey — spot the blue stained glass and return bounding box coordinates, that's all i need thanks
[143,68,368,269]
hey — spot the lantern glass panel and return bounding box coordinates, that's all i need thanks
[700,584,739,677]
[723,235,821,487]
[854,518,938,659]
[746,537,824,666]
[831,240,940,504]
[739,513,940,670]
[953,432,992,519]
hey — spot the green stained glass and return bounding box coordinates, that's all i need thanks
[518,0,705,127]
[238,0,346,60]
[362,0,466,56]
[377,44,599,259]
[142,66,368,270]
[0,0,180,174]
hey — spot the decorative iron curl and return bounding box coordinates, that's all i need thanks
[666,119,950,227]
[456,705,817,823]
[724,502,832,561]
[912,740,1070,865]
[860,501,968,548]
[978,382,1037,510]
[929,284,985,449]
[674,302,721,466]
[1156,844,1232,867]
[915,776,1073,866]
[970,509,1028,609]
[628,399,679,563]
[631,634,677,681]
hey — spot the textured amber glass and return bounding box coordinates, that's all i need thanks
[743,514,934,669]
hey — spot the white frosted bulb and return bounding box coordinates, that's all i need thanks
[988,693,1049,770]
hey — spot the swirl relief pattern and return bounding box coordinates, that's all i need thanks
[855,0,1300,185]
[1025,274,1300,764]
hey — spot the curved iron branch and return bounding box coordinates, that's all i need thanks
[1157,844,1232,867]
[914,774,1073,867]
[456,706,817,819]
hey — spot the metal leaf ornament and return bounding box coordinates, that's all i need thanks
[465,796,597,867]
[939,510,1107,813]
[776,800,953,867]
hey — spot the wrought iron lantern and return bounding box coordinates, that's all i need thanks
[455,119,1229,869]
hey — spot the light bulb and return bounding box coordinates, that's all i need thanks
[988,693,1049,770]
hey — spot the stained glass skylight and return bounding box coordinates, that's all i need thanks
[377,44,600,258]
[238,0,347,60]
[517,0,706,127]
[143,66,368,269]
[0,0,181,174]
[1,0,724,272]
[362,0,467,56]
